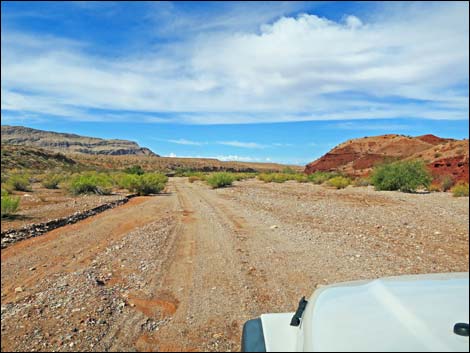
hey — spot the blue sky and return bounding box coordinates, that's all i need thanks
[1,1,469,165]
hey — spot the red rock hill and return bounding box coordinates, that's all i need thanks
[305,134,469,183]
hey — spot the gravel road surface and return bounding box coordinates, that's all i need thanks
[1,177,468,351]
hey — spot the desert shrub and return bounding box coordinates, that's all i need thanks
[6,173,31,192]
[110,172,126,188]
[441,176,454,192]
[307,171,338,184]
[1,173,9,184]
[186,172,206,181]
[1,193,20,218]
[116,173,137,190]
[232,172,257,181]
[122,173,168,195]
[42,174,63,189]
[174,167,200,177]
[293,174,308,183]
[428,184,441,192]
[434,152,442,158]
[272,174,290,183]
[451,182,469,197]
[371,160,432,193]
[352,177,370,187]
[124,165,145,175]
[206,172,235,188]
[68,172,113,195]
[1,183,13,194]
[327,176,350,189]
[258,173,307,183]
[258,173,274,183]
[282,167,297,174]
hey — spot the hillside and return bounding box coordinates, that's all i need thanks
[1,145,79,171]
[0,143,301,174]
[70,153,302,174]
[305,134,469,183]
[1,125,157,156]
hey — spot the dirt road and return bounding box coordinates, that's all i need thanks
[2,178,469,351]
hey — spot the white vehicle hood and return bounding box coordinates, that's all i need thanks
[262,272,469,352]
[302,272,469,352]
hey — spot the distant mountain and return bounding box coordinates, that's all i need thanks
[1,125,158,157]
[305,134,469,183]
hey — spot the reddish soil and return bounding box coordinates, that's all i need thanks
[428,156,469,183]
[416,134,451,145]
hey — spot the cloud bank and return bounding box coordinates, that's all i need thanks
[1,1,468,124]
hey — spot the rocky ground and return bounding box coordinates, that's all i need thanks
[1,184,126,232]
[1,178,468,351]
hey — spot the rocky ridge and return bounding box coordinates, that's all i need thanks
[1,125,158,157]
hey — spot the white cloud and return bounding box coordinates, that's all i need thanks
[345,15,363,29]
[272,143,293,147]
[163,153,271,163]
[332,122,410,130]
[217,141,268,149]
[166,138,206,146]
[1,2,468,124]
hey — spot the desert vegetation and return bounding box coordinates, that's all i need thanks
[5,173,31,192]
[451,182,469,197]
[307,171,340,184]
[41,174,64,189]
[371,160,432,193]
[206,172,236,188]
[1,189,20,218]
[68,172,114,195]
[326,176,351,189]
[119,173,168,195]
[124,165,145,175]
[257,171,341,185]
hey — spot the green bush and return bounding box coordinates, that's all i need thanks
[6,174,31,191]
[272,174,290,183]
[307,171,338,184]
[327,176,350,189]
[122,173,168,195]
[206,172,235,188]
[68,172,113,195]
[293,174,308,183]
[1,194,20,218]
[232,172,257,181]
[124,165,145,175]
[258,173,274,183]
[258,173,307,183]
[371,160,432,193]
[282,167,297,174]
[451,182,469,197]
[42,174,63,189]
